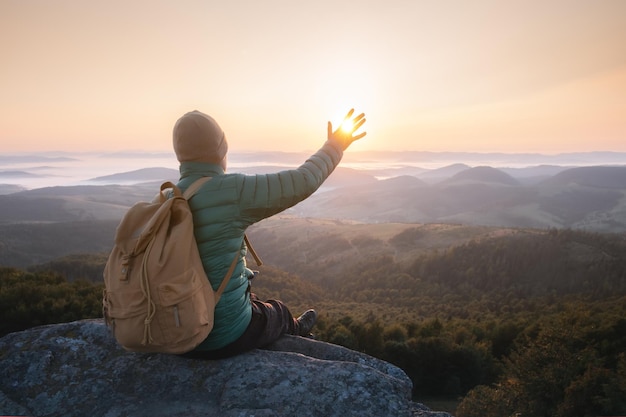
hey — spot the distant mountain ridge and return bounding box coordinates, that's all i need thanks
[294,165,626,232]
[3,150,626,190]
[540,166,626,189]
[0,170,43,178]
[443,166,520,186]
[89,167,178,183]
[1,164,626,235]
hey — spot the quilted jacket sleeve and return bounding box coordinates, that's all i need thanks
[237,141,343,224]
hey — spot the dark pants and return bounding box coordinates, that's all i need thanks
[183,294,299,360]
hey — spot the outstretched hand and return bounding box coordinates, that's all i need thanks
[327,109,367,151]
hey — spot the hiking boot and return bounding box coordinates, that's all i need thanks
[296,309,318,336]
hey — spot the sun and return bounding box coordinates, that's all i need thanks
[340,118,355,134]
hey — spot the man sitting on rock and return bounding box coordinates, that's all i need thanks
[173,108,366,359]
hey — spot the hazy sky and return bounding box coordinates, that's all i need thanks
[2,0,626,154]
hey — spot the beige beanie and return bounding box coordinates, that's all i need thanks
[172,110,228,163]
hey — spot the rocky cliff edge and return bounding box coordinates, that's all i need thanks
[0,319,452,417]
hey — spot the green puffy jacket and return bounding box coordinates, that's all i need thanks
[176,142,343,350]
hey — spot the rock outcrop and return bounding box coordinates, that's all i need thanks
[0,319,452,417]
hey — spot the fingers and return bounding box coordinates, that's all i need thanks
[340,110,365,131]
[352,112,365,123]
[353,131,367,141]
[349,112,366,142]
[352,115,366,132]
[343,109,355,121]
[327,121,333,138]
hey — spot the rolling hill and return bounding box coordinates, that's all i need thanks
[1,165,625,232]
[539,166,626,189]
[442,166,520,186]
[1,164,626,269]
[295,166,626,232]
[89,167,179,183]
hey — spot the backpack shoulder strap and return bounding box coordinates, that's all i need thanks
[215,249,239,301]
[244,234,263,266]
[215,234,264,300]
[183,177,212,200]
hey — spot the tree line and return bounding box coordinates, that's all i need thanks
[0,267,102,337]
[2,227,626,416]
[313,298,626,417]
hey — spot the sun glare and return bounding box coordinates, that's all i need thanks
[340,118,355,134]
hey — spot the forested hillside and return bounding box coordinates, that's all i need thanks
[247,217,626,299]
[0,220,117,267]
[1,220,625,415]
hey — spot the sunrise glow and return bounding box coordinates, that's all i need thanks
[340,119,355,135]
[1,1,625,154]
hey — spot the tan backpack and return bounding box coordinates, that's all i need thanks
[102,177,235,354]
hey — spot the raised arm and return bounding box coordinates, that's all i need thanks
[238,109,367,222]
